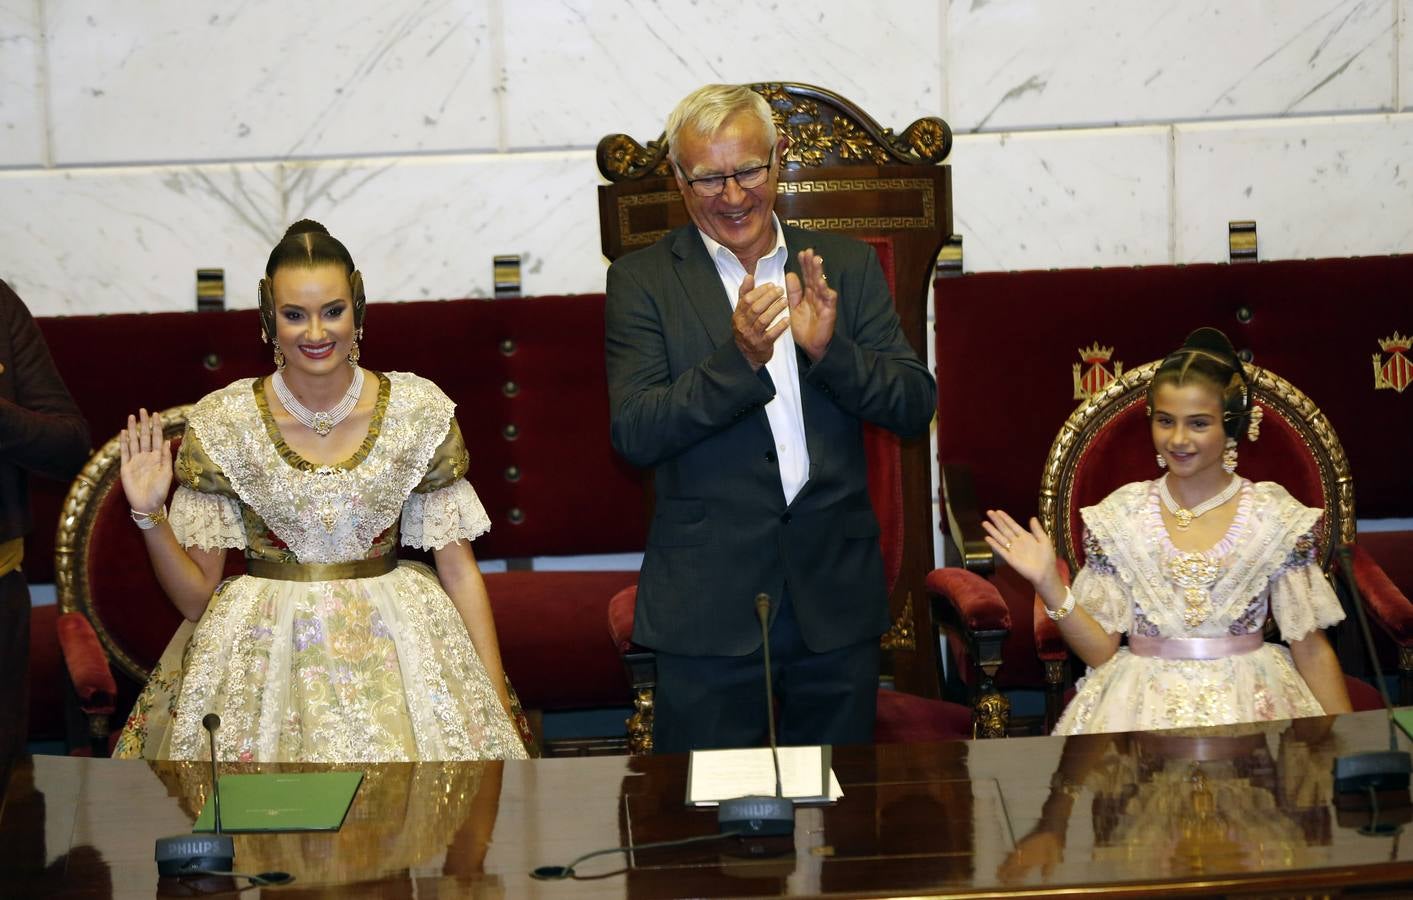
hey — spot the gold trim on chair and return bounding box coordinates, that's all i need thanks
[1039,361,1355,577]
[54,405,195,682]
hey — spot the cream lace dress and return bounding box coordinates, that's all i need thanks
[113,371,528,762]
[1053,479,1345,736]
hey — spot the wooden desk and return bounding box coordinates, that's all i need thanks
[4,710,1413,898]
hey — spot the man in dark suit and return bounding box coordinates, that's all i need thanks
[605,84,935,753]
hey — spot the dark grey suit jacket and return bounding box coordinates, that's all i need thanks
[605,224,935,657]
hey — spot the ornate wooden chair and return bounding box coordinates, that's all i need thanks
[52,407,542,756]
[597,82,966,751]
[930,360,1406,734]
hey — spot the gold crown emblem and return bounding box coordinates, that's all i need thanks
[1077,343,1115,364]
[1379,332,1411,353]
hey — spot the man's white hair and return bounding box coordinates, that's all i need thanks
[666,84,777,167]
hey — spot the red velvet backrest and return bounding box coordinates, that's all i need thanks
[860,236,903,592]
[935,256,1413,527]
[1063,397,1329,569]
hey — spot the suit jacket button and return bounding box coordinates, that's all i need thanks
[765,451,777,463]
[780,512,792,524]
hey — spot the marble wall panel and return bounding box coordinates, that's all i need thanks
[950,127,1172,273]
[0,0,44,166]
[1400,0,1413,110]
[1173,113,1413,262]
[281,151,607,301]
[44,0,498,165]
[949,0,1396,132]
[0,164,281,316]
[501,0,945,150]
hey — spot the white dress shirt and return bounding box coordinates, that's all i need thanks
[698,215,810,504]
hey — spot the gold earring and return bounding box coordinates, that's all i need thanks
[347,342,360,368]
[1222,438,1238,474]
[273,345,286,370]
[1156,453,1167,469]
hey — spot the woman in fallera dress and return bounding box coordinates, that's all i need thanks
[113,220,528,762]
[985,327,1352,735]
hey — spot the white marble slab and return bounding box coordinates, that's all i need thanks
[0,0,44,166]
[44,0,497,165]
[0,164,281,316]
[951,126,1173,272]
[1173,113,1413,262]
[502,0,945,149]
[949,0,1396,132]
[281,151,607,301]
[1401,0,1413,111]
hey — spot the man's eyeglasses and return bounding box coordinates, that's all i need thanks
[680,150,775,198]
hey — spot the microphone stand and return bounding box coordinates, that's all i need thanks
[153,713,235,877]
[1332,546,1412,796]
[715,593,795,837]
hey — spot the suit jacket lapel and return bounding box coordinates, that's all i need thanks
[671,227,732,349]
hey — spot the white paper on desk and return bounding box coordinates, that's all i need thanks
[686,746,842,806]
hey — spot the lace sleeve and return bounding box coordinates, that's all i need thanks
[168,485,246,551]
[1071,527,1131,633]
[401,479,491,551]
[1271,528,1345,642]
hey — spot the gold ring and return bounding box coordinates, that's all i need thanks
[1004,541,1012,551]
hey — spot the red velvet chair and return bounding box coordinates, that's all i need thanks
[596,83,967,751]
[930,360,1410,734]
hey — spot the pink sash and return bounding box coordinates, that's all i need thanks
[1128,632,1263,660]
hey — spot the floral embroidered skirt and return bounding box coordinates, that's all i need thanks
[114,562,528,762]
[1053,643,1326,736]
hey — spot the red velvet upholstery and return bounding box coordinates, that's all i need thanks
[1347,676,1386,712]
[873,688,972,743]
[924,568,1010,632]
[1347,543,1413,644]
[935,256,1413,528]
[55,611,115,713]
[1063,397,1327,569]
[482,570,636,710]
[860,237,904,593]
[607,584,636,654]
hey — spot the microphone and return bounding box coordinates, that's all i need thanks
[715,593,795,837]
[1332,545,1412,796]
[154,713,235,877]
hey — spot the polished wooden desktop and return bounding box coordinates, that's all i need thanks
[4,710,1413,898]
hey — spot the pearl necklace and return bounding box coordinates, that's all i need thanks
[272,368,364,437]
[1159,474,1242,531]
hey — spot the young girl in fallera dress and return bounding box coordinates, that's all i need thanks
[985,328,1352,735]
[113,220,527,762]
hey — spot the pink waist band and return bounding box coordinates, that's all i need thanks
[1128,632,1264,660]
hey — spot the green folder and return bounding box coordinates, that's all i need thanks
[193,771,363,833]
[1394,710,1413,743]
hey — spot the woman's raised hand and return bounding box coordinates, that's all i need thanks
[982,509,1057,591]
[119,409,172,515]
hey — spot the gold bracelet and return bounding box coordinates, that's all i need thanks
[131,505,168,530]
[1045,587,1076,622]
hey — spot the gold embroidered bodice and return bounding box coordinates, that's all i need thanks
[171,371,482,564]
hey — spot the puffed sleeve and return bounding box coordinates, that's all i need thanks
[401,418,491,550]
[167,426,245,551]
[1271,527,1345,642]
[1070,527,1132,634]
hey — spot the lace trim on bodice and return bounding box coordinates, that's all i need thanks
[1079,480,1324,638]
[184,372,457,564]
